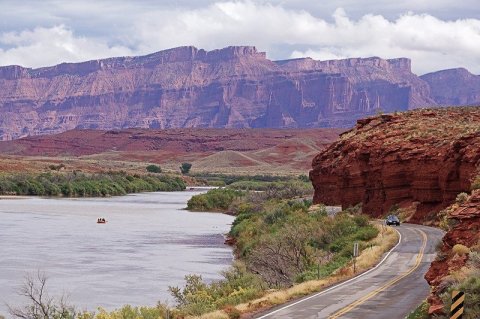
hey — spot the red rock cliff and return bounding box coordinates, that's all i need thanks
[0,45,445,140]
[309,107,480,221]
[424,189,480,314]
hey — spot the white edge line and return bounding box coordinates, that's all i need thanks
[256,227,403,319]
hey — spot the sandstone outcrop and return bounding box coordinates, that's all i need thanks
[424,189,480,314]
[309,107,480,221]
[1,45,472,140]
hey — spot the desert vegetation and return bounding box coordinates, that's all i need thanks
[0,171,185,197]
[146,164,162,173]
[186,175,313,212]
[178,182,393,317]
[7,172,397,319]
[180,163,192,175]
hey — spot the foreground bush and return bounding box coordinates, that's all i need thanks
[169,263,265,316]
[0,171,185,197]
[187,188,244,211]
[231,201,378,287]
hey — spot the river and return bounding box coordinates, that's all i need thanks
[0,189,234,315]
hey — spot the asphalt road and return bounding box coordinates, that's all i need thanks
[255,223,444,319]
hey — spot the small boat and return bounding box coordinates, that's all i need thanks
[97,218,107,224]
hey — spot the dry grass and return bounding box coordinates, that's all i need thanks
[192,222,399,318]
[186,311,229,319]
[452,244,470,256]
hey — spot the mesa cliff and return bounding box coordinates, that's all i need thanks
[309,107,480,222]
[1,45,479,140]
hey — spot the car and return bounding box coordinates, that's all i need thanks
[386,215,400,226]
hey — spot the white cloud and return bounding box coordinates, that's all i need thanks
[0,1,479,75]
[0,25,133,68]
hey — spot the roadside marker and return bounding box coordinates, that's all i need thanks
[353,242,359,273]
[450,290,465,319]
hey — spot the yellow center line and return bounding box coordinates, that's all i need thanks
[328,229,428,319]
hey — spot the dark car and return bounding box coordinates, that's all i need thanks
[386,215,400,226]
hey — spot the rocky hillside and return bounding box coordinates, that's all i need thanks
[1,45,479,140]
[309,107,480,222]
[425,188,480,315]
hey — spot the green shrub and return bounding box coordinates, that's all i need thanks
[354,226,379,241]
[405,300,429,319]
[169,263,263,316]
[441,272,480,319]
[0,172,186,197]
[145,164,161,173]
[187,188,244,211]
[180,163,192,175]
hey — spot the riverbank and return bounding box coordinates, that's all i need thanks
[172,187,400,318]
[0,171,186,197]
[193,223,399,319]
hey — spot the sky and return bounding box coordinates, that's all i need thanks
[0,0,479,75]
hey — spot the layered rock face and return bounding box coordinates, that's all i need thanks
[309,107,480,221]
[0,45,455,140]
[424,190,480,314]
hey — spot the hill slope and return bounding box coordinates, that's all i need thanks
[0,128,342,174]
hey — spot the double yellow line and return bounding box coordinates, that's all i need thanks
[328,229,428,319]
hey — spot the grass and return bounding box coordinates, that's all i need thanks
[405,300,429,319]
[191,223,399,318]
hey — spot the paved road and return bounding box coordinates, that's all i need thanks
[255,224,444,319]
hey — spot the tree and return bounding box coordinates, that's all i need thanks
[146,164,162,173]
[247,222,314,287]
[8,272,76,319]
[180,163,192,175]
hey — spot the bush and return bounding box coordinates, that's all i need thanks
[441,272,480,319]
[223,306,241,319]
[145,164,161,173]
[452,244,470,256]
[0,172,186,197]
[187,188,244,211]
[169,263,264,316]
[405,300,429,319]
[456,192,469,204]
[180,163,192,175]
[94,304,174,319]
[354,226,379,241]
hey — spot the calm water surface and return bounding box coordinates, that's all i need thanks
[0,190,234,315]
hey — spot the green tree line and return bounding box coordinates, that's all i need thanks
[0,171,186,197]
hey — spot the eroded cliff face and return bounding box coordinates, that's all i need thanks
[424,189,480,314]
[0,46,440,140]
[309,107,480,221]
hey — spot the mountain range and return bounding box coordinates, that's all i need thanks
[0,45,479,140]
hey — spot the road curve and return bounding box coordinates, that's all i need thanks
[255,223,444,319]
